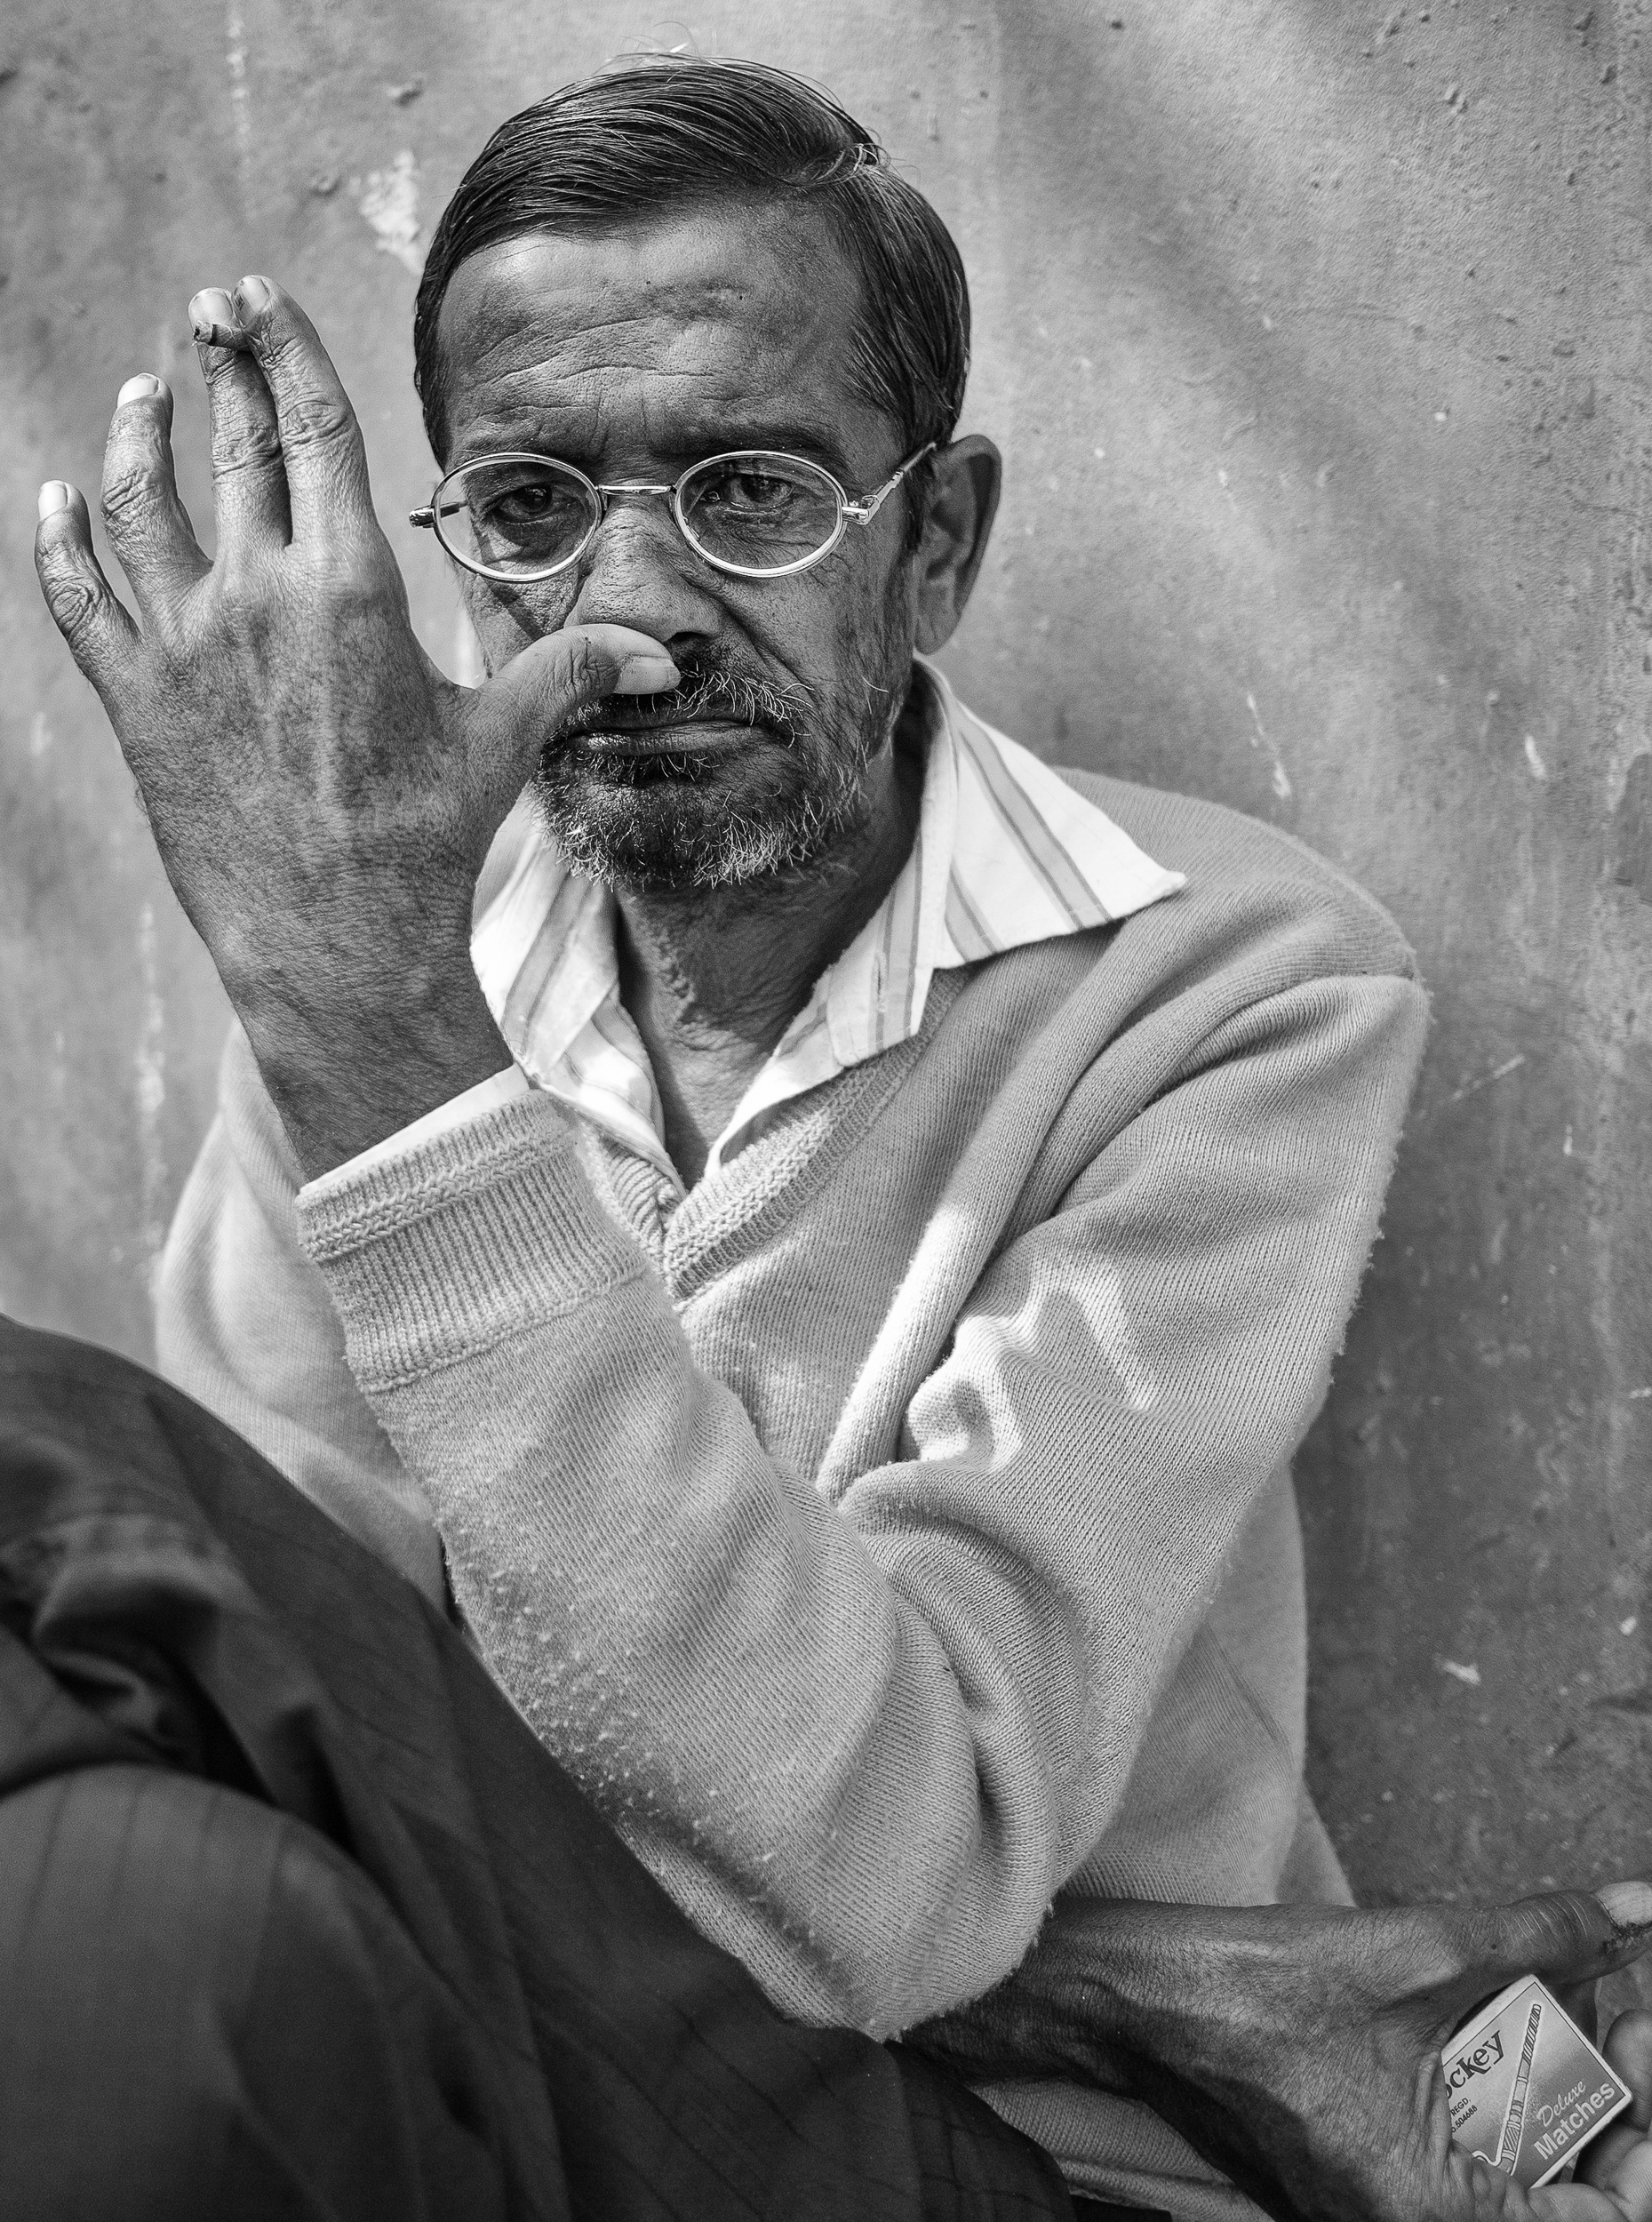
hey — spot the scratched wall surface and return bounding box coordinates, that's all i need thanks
[3,0,1649,1914]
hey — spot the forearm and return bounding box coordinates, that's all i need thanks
[297,1091,1056,2032]
[914,1899,1349,2113]
[235,940,511,1178]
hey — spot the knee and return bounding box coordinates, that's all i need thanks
[0,1765,499,2221]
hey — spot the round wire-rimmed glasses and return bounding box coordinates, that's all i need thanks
[409,443,936,583]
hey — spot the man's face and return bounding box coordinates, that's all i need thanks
[434,203,925,891]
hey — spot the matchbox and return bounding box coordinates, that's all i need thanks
[1443,1977,1632,2189]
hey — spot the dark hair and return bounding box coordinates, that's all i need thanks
[412,55,970,520]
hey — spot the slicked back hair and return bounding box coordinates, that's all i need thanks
[412,56,971,524]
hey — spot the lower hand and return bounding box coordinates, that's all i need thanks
[33,274,675,1176]
[911,1882,1652,2220]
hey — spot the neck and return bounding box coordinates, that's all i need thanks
[613,683,927,1179]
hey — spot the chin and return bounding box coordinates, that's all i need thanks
[530,755,863,892]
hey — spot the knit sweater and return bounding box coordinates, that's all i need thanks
[156,770,1427,2218]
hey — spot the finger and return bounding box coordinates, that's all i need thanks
[464,623,678,811]
[1456,1885,1652,2007]
[189,286,291,548]
[1577,2120,1645,2186]
[1535,2176,1652,2222]
[228,274,373,542]
[34,481,142,690]
[100,374,209,618]
[1585,2133,1652,2219]
[1605,2011,1652,2132]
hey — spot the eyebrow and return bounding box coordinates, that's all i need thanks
[447,416,859,483]
[671,422,856,475]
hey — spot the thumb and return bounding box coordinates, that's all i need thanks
[1457,1882,1652,2006]
[462,621,679,795]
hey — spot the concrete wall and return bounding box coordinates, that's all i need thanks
[4,0,1649,1913]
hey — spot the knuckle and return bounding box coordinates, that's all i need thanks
[201,346,251,390]
[254,316,302,367]
[281,390,355,452]
[211,560,256,619]
[563,632,602,686]
[1523,1890,1606,1964]
[41,567,106,645]
[211,418,283,479]
[307,550,385,622]
[1388,1906,1477,1991]
[214,556,284,639]
[100,458,157,528]
[561,631,609,696]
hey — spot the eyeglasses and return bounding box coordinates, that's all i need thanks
[410,444,936,583]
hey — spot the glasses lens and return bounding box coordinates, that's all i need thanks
[676,453,842,572]
[436,458,598,578]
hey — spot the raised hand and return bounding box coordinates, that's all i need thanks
[34,275,675,1176]
[910,1882,1652,2220]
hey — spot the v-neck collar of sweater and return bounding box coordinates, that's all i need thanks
[467,660,1185,1184]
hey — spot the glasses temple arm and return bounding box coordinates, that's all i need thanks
[411,497,482,529]
[842,441,939,524]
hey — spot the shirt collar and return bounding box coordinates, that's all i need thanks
[470,659,1185,1180]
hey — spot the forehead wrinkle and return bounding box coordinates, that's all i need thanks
[452,291,831,399]
[453,358,794,460]
[439,212,855,390]
[469,352,816,422]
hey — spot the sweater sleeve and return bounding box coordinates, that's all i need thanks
[154,1027,447,1607]
[294,966,1426,2037]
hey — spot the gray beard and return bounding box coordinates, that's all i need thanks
[531,651,909,893]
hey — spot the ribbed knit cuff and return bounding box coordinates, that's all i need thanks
[297,1093,645,1389]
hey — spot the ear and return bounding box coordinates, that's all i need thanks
[911,435,1002,656]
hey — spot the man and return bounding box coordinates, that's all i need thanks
[24,53,1652,2222]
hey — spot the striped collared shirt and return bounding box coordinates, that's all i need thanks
[460,661,1185,1187]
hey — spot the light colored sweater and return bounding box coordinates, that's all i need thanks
[156,769,1427,2218]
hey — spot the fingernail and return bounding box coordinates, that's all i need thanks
[188,287,238,343]
[613,653,680,696]
[235,274,274,317]
[36,482,72,520]
[1600,1881,1652,1931]
[116,373,164,407]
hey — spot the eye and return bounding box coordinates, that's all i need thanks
[700,468,798,514]
[491,484,551,521]
[479,481,583,528]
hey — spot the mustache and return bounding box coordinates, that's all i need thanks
[557,652,816,746]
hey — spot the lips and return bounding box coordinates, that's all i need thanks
[573,715,762,755]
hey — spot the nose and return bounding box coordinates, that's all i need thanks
[564,492,722,652]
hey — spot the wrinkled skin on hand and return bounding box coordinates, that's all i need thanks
[32,274,675,1176]
[911,1886,1652,2221]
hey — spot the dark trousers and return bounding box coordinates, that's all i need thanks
[0,1317,1163,2222]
